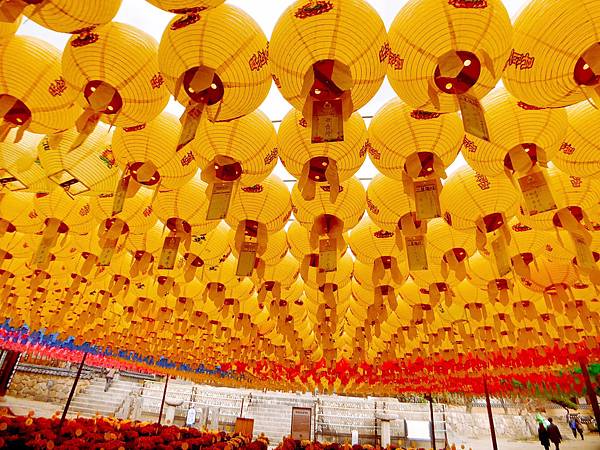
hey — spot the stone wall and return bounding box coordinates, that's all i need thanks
[445,407,539,440]
[7,372,91,405]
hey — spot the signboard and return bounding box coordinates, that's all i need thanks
[405,419,431,440]
[234,417,255,438]
[291,407,312,440]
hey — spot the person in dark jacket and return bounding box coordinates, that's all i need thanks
[569,417,578,438]
[575,419,584,440]
[547,418,562,450]
[538,422,550,450]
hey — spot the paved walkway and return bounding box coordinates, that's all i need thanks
[449,435,600,450]
[1,395,67,418]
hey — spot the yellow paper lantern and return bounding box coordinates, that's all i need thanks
[145,0,224,13]
[0,36,79,138]
[154,174,218,235]
[253,254,299,302]
[519,260,578,306]
[366,174,421,232]
[38,124,120,196]
[503,0,600,108]
[229,228,287,266]
[34,189,97,236]
[91,185,157,235]
[292,176,365,252]
[518,164,599,232]
[348,216,402,263]
[158,4,270,121]
[278,108,367,200]
[62,22,169,135]
[387,0,511,112]
[112,112,197,190]
[287,221,347,261]
[353,259,407,291]
[0,130,50,193]
[503,219,556,279]
[553,101,600,178]
[425,218,476,281]
[198,255,241,304]
[21,0,121,33]
[226,176,291,234]
[301,252,353,290]
[270,0,387,115]
[467,251,516,305]
[440,166,520,250]
[186,222,232,267]
[0,191,44,234]
[368,98,463,183]
[0,232,42,260]
[191,109,277,188]
[462,88,568,179]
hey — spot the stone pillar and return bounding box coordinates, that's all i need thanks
[380,420,391,448]
[165,404,176,425]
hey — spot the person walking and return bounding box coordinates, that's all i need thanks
[569,416,578,438]
[575,419,584,440]
[547,418,562,450]
[104,368,116,392]
[538,422,550,450]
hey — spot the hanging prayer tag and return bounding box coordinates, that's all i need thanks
[458,94,490,141]
[98,240,118,267]
[112,175,129,216]
[319,238,338,272]
[413,179,441,220]
[236,241,258,277]
[177,103,204,152]
[518,171,557,216]
[158,236,181,270]
[491,236,511,277]
[312,99,344,144]
[406,235,428,271]
[571,233,596,271]
[206,182,233,220]
[0,169,25,191]
[32,239,52,267]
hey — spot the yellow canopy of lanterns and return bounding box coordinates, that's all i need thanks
[0,0,599,396]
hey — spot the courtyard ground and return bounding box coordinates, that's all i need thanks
[450,435,600,450]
